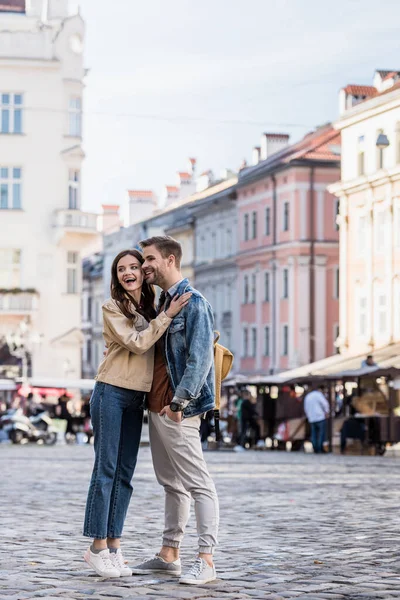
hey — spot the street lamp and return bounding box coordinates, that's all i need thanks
[376,133,390,150]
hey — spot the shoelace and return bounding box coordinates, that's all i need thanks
[111,551,126,569]
[101,553,115,570]
[186,558,204,577]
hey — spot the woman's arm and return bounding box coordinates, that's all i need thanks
[103,303,171,355]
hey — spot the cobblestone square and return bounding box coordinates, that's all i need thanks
[2,444,400,599]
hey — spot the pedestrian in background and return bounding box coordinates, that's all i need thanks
[304,385,330,454]
[83,248,190,579]
[240,390,262,448]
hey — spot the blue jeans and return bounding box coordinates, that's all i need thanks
[83,382,144,539]
[310,419,326,454]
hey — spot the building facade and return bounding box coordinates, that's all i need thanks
[190,178,238,361]
[237,128,341,374]
[81,253,103,378]
[0,1,99,380]
[330,70,400,356]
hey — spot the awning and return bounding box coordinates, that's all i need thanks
[26,377,96,391]
[0,379,17,391]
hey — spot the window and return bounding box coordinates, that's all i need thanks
[282,325,289,356]
[67,251,79,294]
[377,294,387,337]
[334,324,340,354]
[357,135,365,176]
[265,206,271,236]
[68,169,80,209]
[1,93,23,134]
[0,249,21,288]
[375,210,388,253]
[376,129,386,169]
[69,97,82,137]
[335,199,340,231]
[283,202,289,231]
[251,327,257,357]
[243,328,248,357]
[358,295,368,337]
[244,213,249,241]
[264,326,270,356]
[334,267,339,299]
[0,167,22,209]
[211,232,217,258]
[226,228,232,256]
[251,273,256,303]
[357,215,367,255]
[252,210,257,239]
[243,275,249,304]
[283,268,289,299]
[264,272,270,302]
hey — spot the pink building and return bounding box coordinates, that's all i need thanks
[237,126,341,374]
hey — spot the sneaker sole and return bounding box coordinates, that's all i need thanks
[180,575,217,585]
[131,568,181,576]
[84,553,121,578]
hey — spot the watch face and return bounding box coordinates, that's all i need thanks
[70,34,83,54]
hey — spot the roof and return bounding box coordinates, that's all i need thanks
[343,85,377,97]
[239,124,340,186]
[224,342,400,387]
[165,185,179,193]
[102,204,119,210]
[383,71,400,81]
[0,0,25,11]
[376,69,400,78]
[189,158,196,165]
[178,172,191,179]
[128,190,154,198]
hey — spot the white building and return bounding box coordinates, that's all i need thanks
[0,0,99,380]
[330,69,400,356]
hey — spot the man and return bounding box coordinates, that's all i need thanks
[303,385,330,454]
[132,236,219,585]
[361,355,378,368]
[240,390,261,448]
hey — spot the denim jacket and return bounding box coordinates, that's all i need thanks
[163,278,215,418]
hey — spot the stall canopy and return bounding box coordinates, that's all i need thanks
[25,378,96,391]
[225,342,400,387]
[0,379,17,391]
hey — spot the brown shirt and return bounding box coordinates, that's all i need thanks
[146,338,173,412]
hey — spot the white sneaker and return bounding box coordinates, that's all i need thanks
[180,557,216,585]
[110,548,132,576]
[84,547,121,578]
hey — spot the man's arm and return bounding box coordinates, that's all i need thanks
[319,393,330,415]
[174,296,214,401]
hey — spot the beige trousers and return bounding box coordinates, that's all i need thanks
[148,411,219,554]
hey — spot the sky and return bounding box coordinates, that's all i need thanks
[78,0,400,218]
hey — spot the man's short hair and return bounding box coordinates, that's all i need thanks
[140,235,182,269]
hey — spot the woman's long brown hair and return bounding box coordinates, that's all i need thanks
[110,249,156,322]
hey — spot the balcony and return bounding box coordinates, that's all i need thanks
[53,209,99,245]
[0,290,38,315]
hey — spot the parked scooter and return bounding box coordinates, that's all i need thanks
[0,408,58,445]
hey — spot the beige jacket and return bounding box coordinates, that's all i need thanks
[96,299,172,392]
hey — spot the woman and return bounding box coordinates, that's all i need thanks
[83,249,191,578]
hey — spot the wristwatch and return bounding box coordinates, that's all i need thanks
[170,397,190,412]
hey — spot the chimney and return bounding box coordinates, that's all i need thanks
[101,204,121,235]
[252,146,261,165]
[128,190,157,226]
[260,133,289,160]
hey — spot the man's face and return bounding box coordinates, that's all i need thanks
[142,245,169,287]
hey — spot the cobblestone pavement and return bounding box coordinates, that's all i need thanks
[2,444,400,600]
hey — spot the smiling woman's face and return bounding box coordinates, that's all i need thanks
[117,254,144,293]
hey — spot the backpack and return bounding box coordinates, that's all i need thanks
[213,331,234,411]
